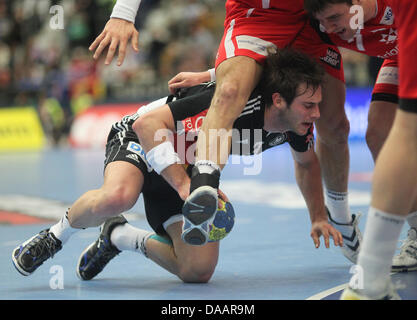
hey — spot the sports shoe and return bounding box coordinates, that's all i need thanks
[12,229,62,276]
[182,167,220,246]
[340,281,401,300]
[76,215,127,281]
[327,208,362,264]
[392,227,417,272]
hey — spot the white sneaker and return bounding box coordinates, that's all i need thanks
[340,281,401,300]
[392,227,417,272]
[327,208,362,264]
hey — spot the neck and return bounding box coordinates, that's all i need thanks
[361,0,378,22]
[263,105,287,133]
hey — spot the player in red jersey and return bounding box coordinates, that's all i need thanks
[305,0,417,281]
[303,0,417,299]
[90,0,358,261]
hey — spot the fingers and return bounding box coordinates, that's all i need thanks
[330,228,344,247]
[93,34,112,61]
[217,189,230,204]
[131,30,139,52]
[89,32,105,52]
[105,37,120,65]
[117,38,128,66]
[311,232,320,249]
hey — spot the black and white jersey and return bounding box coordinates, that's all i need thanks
[106,82,314,157]
[168,82,314,155]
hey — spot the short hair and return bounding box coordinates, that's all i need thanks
[304,0,353,17]
[260,47,325,108]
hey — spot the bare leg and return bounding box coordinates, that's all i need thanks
[68,161,144,228]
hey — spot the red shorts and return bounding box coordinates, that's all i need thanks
[371,59,398,102]
[215,10,345,82]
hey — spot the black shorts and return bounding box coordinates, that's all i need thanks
[104,126,189,237]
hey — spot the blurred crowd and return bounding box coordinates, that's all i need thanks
[0,0,381,146]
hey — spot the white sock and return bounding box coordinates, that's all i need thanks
[406,211,417,229]
[325,189,352,224]
[49,211,80,244]
[195,160,221,175]
[357,207,405,297]
[110,223,153,257]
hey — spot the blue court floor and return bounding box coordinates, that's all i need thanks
[0,141,415,300]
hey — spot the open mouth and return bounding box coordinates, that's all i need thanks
[337,28,346,36]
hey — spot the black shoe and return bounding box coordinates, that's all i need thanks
[182,167,220,245]
[76,215,127,281]
[12,229,62,276]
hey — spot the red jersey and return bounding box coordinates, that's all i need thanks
[385,0,417,106]
[323,0,398,61]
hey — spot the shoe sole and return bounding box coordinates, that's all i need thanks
[76,241,97,281]
[182,186,217,225]
[181,217,210,246]
[11,233,43,276]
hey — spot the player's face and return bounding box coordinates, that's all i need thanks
[315,3,360,40]
[286,84,322,135]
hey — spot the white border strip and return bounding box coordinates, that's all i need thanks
[306,283,348,300]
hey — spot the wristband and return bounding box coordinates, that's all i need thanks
[208,68,216,82]
[110,0,142,23]
[146,141,181,175]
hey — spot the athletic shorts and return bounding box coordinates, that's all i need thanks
[104,127,188,237]
[371,59,399,104]
[215,7,345,82]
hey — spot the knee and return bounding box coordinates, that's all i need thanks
[365,124,390,160]
[317,116,350,145]
[91,186,136,217]
[212,81,248,119]
[178,262,217,283]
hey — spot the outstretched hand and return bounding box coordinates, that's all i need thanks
[310,220,343,249]
[89,18,139,66]
[168,71,211,94]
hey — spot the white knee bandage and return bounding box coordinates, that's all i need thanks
[146,141,181,175]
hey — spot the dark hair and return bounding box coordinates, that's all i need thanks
[304,0,353,17]
[260,47,325,108]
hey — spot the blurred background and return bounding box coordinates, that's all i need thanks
[0,0,382,150]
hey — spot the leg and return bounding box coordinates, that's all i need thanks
[146,222,219,283]
[315,73,349,195]
[195,56,263,168]
[182,56,262,245]
[68,161,144,228]
[366,100,397,161]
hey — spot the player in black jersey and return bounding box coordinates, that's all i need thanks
[12,49,343,283]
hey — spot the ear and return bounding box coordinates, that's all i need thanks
[272,92,287,110]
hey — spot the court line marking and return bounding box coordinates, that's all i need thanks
[306,283,347,300]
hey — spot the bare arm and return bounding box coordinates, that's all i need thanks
[291,147,343,249]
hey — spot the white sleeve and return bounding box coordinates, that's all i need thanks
[110,0,142,23]
[208,68,216,81]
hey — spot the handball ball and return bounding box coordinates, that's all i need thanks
[208,199,235,242]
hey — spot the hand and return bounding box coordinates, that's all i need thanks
[217,189,230,207]
[168,71,211,94]
[310,220,343,249]
[89,18,139,66]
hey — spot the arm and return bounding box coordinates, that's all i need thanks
[291,147,343,248]
[90,0,141,66]
[132,105,190,200]
[168,69,215,94]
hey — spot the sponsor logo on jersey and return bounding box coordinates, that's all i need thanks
[320,47,341,70]
[267,133,287,147]
[380,6,394,25]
